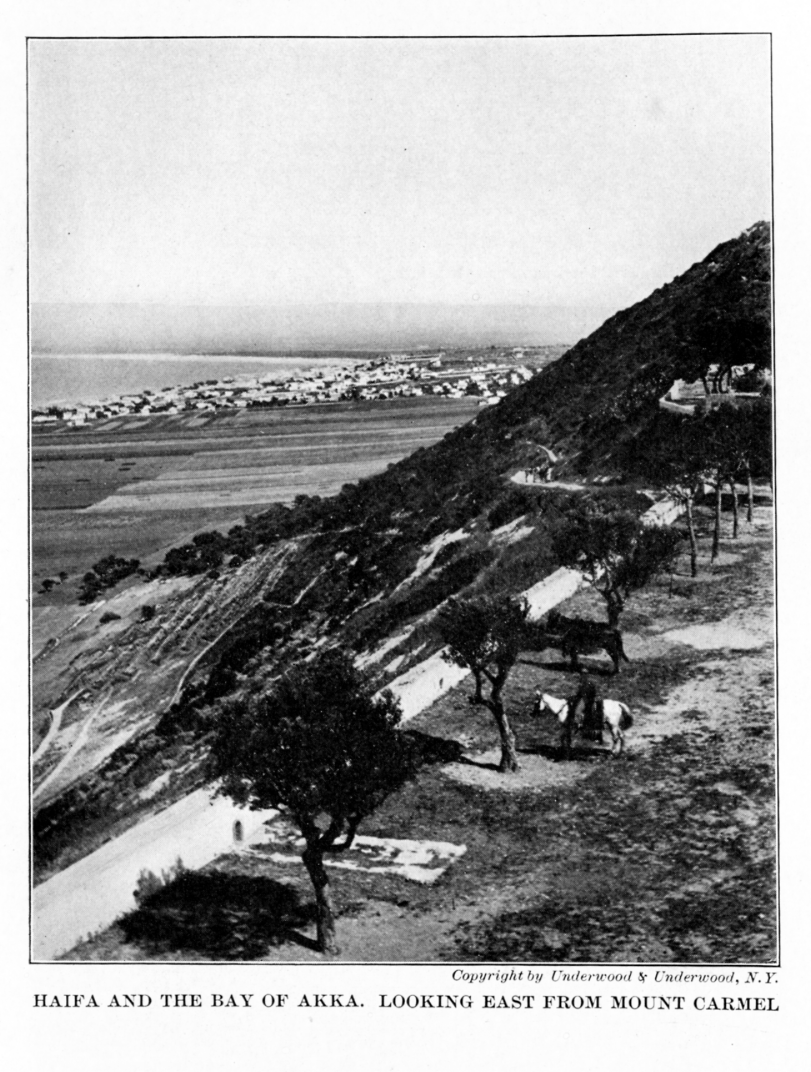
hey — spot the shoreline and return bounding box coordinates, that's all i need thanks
[31,352,353,410]
[32,349,550,423]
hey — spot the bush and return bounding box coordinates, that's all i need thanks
[487,487,535,530]
[133,857,186,906]
[79,555,140,603]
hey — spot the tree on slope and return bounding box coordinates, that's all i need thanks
[642,417,714,577]
[704,397,772,531]
[694,401,750,557]
[552,503,683,625]
[680,271,771,395]
[437,595,529,773]
[208,650,415,955]
[693,402,735,556]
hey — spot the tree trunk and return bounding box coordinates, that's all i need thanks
[700,374,709,396]
[685,496,698,578]
[746,466,754,523]
[605,589,624,628]
[490,692,519,773]
[712,476,722,562]
[302,844,339,955]
[729,477,739,538]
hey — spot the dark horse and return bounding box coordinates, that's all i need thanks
[541,610,630,675]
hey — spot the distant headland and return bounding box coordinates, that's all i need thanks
[31,302,611,355]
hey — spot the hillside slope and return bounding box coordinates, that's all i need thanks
[372,219,771,491]
[229,219,770,568]
[33,222,772,879]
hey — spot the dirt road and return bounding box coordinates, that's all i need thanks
[34,789,276,960]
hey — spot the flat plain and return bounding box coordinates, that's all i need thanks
[32,396,479,584]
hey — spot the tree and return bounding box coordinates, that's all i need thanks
[79,554,141,601]
[437,595,529,773]
[693,402,734,556]
[679,275,772,395]
[208,650,414,955]
[705,397,772,529]
[696,401,754,557]
[641,416,714,577]
[743,395,774,512]
[553,503,683,625]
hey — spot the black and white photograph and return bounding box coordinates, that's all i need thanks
[27,32,777,972]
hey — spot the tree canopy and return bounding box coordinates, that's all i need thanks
[437,594,529,772]
[552,503,682,625]
[209,649,415,953]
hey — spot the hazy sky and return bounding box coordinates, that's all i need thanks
[29,36,771,310]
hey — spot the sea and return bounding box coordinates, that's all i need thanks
[31,353,344,408]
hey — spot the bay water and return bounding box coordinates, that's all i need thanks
[31,353,342,408]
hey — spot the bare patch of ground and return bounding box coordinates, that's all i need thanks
[443,748,596,792]
[664,622,766,651]
[245,816,467,885]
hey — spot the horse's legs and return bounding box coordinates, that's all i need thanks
[592,703,605,745]
[560,721,572,761]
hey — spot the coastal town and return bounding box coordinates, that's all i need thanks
[32,348,566,426]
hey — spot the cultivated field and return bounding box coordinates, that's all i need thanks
[32,397,479,584]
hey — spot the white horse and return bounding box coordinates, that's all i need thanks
[597,699,633,755]
[534,692,570,722]
[533,691,578,759]
[533,690,632,757]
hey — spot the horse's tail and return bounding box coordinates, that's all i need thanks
[619,703,633,730]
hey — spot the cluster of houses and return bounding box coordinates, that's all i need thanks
[32,353,540,427]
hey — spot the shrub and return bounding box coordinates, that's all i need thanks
[133,857,186,906]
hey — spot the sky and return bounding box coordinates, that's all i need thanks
[28,36,772,312]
